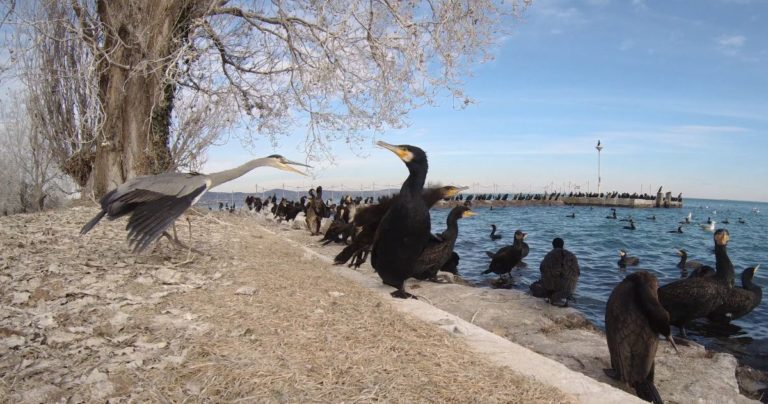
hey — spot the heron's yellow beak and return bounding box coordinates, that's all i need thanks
[279,159,312,176]
[377,141,413,162]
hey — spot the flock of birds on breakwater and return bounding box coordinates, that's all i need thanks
[79,144,762,404]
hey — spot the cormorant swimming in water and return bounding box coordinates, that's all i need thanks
[722,218,730,224]
[618,249,640,269]
[566,213,576,218]
[371,141,430,299]
[679,212,692,224]
[668,225,683,234]
[623,219,636,230]
[604,271,677,404]
[658,229,735,337]
[708,265,761,323]
[606,208,617,219]
[676,249,703,271]
[412,206,475,281]
[490,224,502,240]
[483,230,527,280]
[700,220,716,232]
[530,237,580,307]
[738,218,746,224]
[647,215,656,221]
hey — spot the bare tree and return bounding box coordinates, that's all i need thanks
[0,91,70,213]
[10,0,528,197]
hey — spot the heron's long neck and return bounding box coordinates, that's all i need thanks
[207,158,268,188]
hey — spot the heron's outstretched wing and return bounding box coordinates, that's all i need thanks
[125,185,207,253]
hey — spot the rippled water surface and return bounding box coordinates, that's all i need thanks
[430,198,768,371]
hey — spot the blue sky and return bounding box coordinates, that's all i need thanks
[204,0,768,202]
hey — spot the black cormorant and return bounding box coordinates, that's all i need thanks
[708,265,761,323]
[441,252,461,275]
[688,265,716,278]
[738,218,746,224]
[623,219,636,230]
[334,186,466,269]
[483,230,527,280]
[676,249,703,271]
[722,218,730,224]
[533,237,580,306]
[618,249,640,269]
[490,224,502,240]
[668,226,683,234]
[606,208,617,219]
[658,229,734,337]
[566,213,576,218]
[604,271,676,404]
[370,142,430,298]
[412,206,476,281]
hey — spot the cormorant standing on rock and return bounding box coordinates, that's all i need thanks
[605,271,677,404]
[658,229,734,338]
[334,186,466,269]
[371,141,430,299]
[412,206,476,281]
[708,265,761,323]
[618,250,640,269]
[483,230,527,280]
[530,237,580,306]
[490,224,502,240]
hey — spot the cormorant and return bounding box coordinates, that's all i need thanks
[566,213,576,218]
[623,219,636,230]
[676,249,703,271]
[679,212,692,224]
[483,230,527,280]
[334,186,466,269]
[490,224,502,240]
[606,208,617,219]
[722,218,730,224]
[370,142,430,298]
[688,265,716,279]
[668,226,683,234]
[658,229,734,337]
[604,271,677,404]
[532,237,580,306]
[441,252,460,275]
[647,215,656,221]
[618,249,640,269]
[708,265,761,323]
[738,218,746,224]
[412,206,476,281]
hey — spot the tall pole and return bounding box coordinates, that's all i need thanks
[596,140,604,196]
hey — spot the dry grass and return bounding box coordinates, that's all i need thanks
[0,206,573,403]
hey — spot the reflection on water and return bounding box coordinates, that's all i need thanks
[431,198,768,371]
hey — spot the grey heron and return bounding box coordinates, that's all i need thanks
[81,155,311,252]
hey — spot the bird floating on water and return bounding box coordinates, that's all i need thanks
[618,249,640,269]
[81,155,310,252]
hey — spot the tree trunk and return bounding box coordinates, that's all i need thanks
[91,0,199,197]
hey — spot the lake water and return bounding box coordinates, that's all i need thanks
[430,198,768,371]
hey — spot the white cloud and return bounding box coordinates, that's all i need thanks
[632,0,648,11]
[716,34,746,56]
[717,34,746,48]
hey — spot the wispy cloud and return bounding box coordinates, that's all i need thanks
[716,34,746,55]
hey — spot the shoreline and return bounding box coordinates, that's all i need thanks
[0,206,762,403]
[254,210,764,403]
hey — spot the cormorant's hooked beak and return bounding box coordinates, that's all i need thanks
[666,335,679,354]
[277,158,312,176]
[376,141,413,162]
[462,210,477,218]
[675,249,683,256]
[445,186,470,198]
[754,264,760,274]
